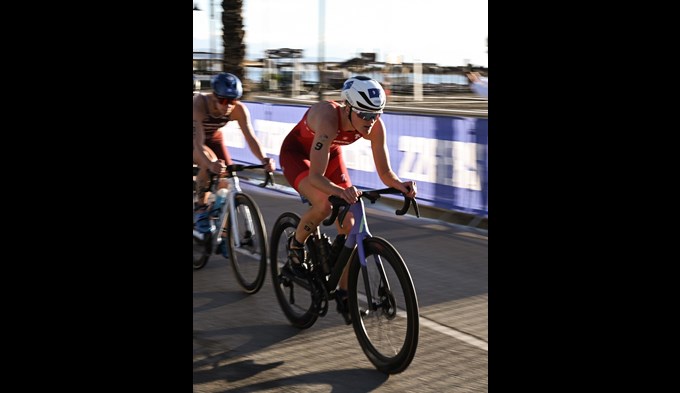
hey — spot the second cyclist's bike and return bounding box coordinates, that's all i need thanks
[269,188,420,374]
[193,163,273,294]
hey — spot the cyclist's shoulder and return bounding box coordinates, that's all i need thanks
[308,100,340,122]
[193,93,208,110]
[310,100,341,112]
[232,100,251,117]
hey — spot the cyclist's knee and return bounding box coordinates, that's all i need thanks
[196,169,209,184]
[310,201,332,218]
[336,211,354,234]
[203,146,218,162]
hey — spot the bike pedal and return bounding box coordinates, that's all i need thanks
[215,240,229,258]
[339,311,352,325]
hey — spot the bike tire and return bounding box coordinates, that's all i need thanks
[225,193,268,294]
[269,212,319,329]
[192,180,210,270]
[348,236,419,374]
[193,227,212,270]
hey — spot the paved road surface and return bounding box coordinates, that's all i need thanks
[193,179,488,392]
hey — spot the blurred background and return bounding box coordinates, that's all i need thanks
[193,0,488,109]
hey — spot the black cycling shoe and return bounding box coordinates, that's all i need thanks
[335,289,352,325]
[282,262,308,279]
[285,235,308,278]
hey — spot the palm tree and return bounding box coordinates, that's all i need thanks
[220,0,245,82]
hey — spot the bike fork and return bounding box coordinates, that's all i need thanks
[357,239,391,314]
[227,192,257,248]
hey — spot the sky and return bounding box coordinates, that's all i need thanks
[192,0,488,68]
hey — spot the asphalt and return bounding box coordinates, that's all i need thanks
[193,177,488,392]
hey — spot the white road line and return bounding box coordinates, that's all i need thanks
[419,315,488,351]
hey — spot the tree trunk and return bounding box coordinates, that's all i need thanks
[221,0,245,82]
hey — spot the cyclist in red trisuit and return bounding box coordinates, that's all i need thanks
[278,76,417,324]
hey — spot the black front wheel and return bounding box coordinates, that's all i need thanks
[348,237,419,374]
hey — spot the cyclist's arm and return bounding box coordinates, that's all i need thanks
[306,103,348,198]
[232,102,275,171]
[368,119,416,197]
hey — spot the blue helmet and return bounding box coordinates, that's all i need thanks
[211,72,243,99]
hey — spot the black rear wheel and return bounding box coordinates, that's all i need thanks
[192,178,210,270]
[193,226,212,270]
[269,212,318,329]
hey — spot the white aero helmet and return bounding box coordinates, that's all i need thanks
[341,76,386,113]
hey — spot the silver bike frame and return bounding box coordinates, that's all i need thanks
[217,175,256,249]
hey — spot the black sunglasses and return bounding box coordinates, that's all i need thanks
[215,95,236,106]
[350,106,381,121]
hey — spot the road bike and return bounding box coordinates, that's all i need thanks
[193,163,273,294]
[269,188,421,374]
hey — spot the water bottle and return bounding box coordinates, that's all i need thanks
[211,188,228,215]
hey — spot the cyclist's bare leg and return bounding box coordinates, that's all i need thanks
[294,178,332,245]
[193,146,219,208]
[296,177,355,290]
[296,178,354,323]
[334,213,354,291]
[333,209,354,324]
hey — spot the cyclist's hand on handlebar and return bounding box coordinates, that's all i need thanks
[398,181,417,199]
[208,161,225,175]
[338,186,362,204]
[262,157,276,173]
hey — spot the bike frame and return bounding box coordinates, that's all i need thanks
[316,188,418,309]
[272,187,419,373]
[193,166,265,250]
[207,172,258,252]
[320,198,388,313]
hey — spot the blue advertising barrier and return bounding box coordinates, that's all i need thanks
[222,101,487,216]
